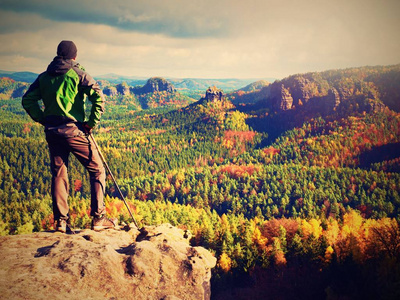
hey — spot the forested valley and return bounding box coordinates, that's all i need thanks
[1,65,400,299]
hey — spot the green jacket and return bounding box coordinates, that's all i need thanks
[22,57,104,129]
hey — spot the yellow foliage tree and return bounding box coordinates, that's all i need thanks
[301,218,322,239]
[325,218,340,246]
[219,252,232,272]
[342,210,363,237]
[252,226,268,249]
[324,245,334,264]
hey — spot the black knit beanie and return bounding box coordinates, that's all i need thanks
[57,40,77,59]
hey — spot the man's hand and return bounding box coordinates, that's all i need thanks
[83,122,93,134]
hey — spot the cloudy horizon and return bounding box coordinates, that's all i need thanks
[0,0,399,79]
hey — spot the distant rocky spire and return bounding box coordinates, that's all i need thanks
[279,84,293,111]
[205,86,224,102]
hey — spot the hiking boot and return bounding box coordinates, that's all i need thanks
[55,219,67,233]
[91,216,118,231]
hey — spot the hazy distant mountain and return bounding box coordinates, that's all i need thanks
[0,70,275,93]
[227,80,272,105]
[95,73,148,86]
[96,75,276,92]
[236,80,270,92]
[0,70,39,83]
[169,78,275,92]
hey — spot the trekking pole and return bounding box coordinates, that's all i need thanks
[89,133,140,229]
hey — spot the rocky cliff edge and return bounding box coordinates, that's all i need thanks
[0,224,216,300]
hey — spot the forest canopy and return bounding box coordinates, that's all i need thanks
[1,65,400,299]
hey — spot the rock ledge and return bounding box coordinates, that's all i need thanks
[0,223,216,300]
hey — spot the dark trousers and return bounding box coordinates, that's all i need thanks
[46,132,106,221]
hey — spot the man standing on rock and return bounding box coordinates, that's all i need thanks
[22,40,117,233]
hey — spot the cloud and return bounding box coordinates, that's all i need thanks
[0,0,231,38]
[0,0,399,79]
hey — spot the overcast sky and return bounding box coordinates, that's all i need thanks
[0,0,399,79]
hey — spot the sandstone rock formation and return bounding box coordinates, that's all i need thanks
[324,87,341,110]
[116,82,131,96]
[0,224,216,300]
[103,86,118,97]
[289,76,315,105]
[279,85,294,110]
[245,70,392,117]
[204,86,224,102]
[270,84,293,111]
[136,77,176,94]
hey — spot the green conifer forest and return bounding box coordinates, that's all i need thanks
[1,65,400,299]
